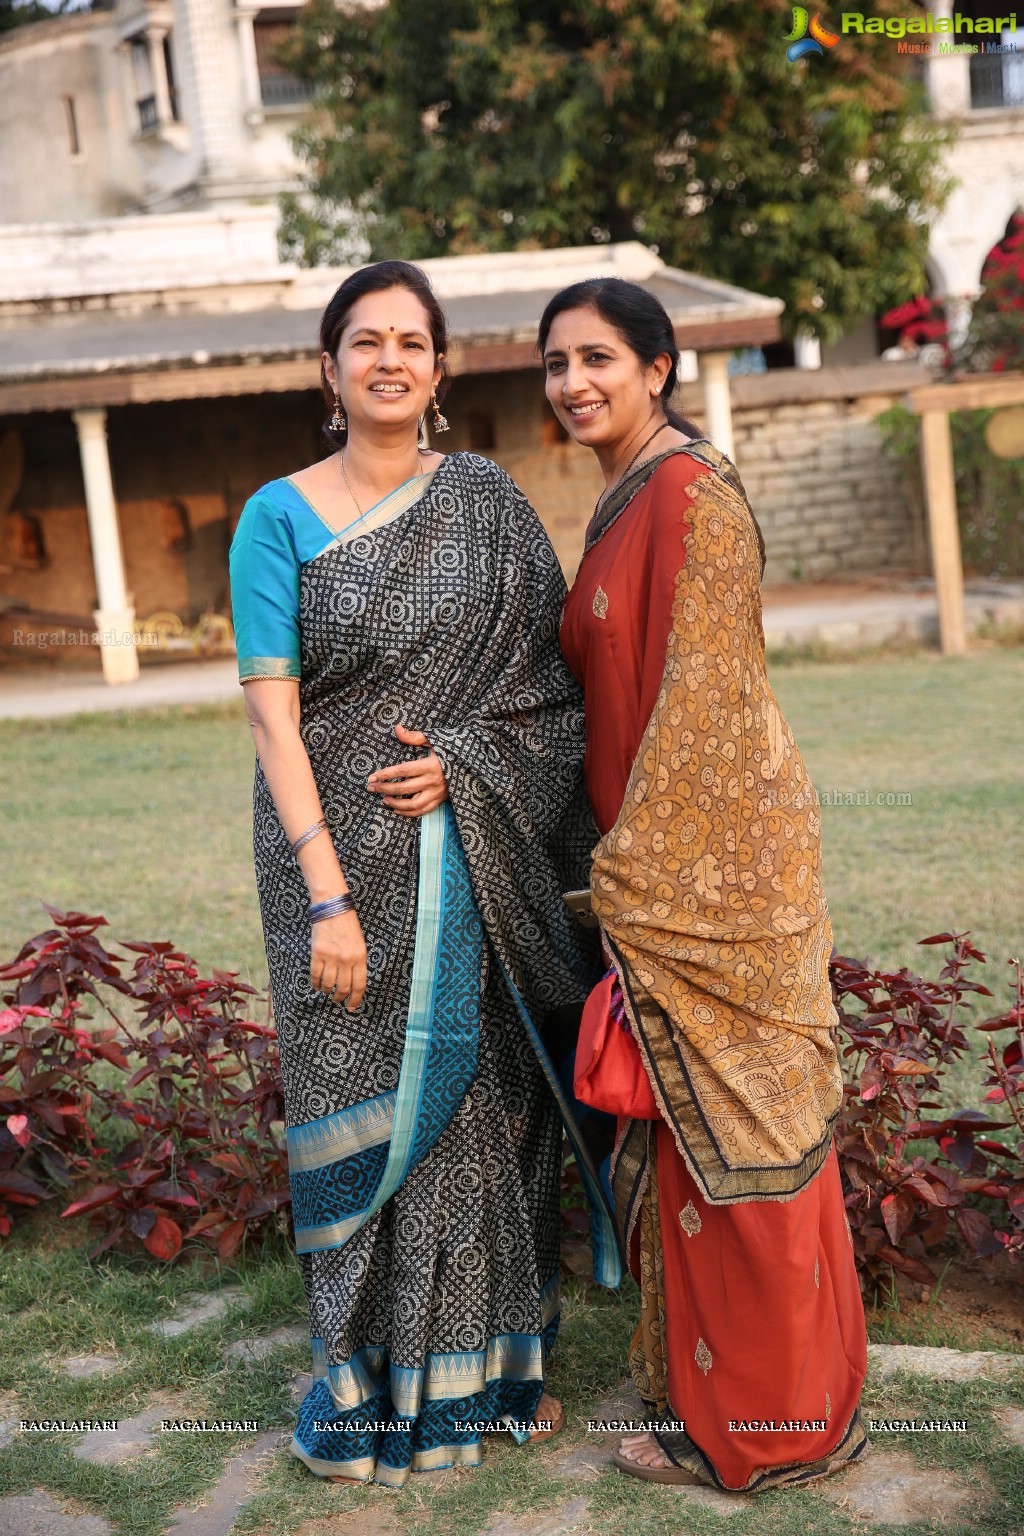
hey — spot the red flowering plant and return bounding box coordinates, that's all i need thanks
[0,907,288,1261]
[880,295,952,365]
[832,934,1022,1294]
[961,214,1024,374]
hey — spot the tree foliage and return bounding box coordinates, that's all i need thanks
[279,0,951,342]
[0,0,86,32]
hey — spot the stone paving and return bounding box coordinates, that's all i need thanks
[165,1428,283,1536]
[993,1404,1024,1447]
[290,1370,315,1402]
[146,1286,249,1339]
[61,1354,119,1379]
[868,1343,1024,1381]
[222,1322,308,1365]
[0,1341,1020,1535]
[73,1402,177,1466]
[481,1497,592,1536]
[0,1489,113,1536]
[821,1450,980,1527]
[547,1443,610,1483]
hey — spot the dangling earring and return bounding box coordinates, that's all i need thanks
[431,389,450,434]
[330,393,346,432]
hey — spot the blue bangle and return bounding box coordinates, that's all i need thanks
[309,893,356,924]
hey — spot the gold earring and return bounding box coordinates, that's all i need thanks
[330,393,346,431]
[431,390,450,434]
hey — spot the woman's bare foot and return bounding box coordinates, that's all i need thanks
[529,1390,564,1443]
[617,1431,672,1469]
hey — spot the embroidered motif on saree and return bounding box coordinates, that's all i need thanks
[679,1201,702,1237]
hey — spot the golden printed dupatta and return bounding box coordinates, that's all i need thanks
[590,445,843,1211]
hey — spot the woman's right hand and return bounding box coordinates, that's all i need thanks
[310,910,368,1013]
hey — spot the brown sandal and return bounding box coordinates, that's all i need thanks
[528,1396,565,1444]
[613,1447,706,1484]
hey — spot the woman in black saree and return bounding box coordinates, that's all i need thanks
[228,262,616,1487]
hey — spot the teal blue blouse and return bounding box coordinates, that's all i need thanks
[229,480,333,681]
[229,473,434,682]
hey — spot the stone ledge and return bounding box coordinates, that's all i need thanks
[868,1344,1024,1381]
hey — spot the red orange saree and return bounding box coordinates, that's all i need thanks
[562,442,868,1490]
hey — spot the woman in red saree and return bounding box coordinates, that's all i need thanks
[540,279,868,1492]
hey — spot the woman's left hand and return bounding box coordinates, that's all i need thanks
[367,723,449,816]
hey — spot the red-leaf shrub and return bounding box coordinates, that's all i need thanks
[833,934,1023,1294]
[1,909,1021,1288]
[0,908,287,1260]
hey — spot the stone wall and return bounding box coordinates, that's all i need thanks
[714,376,929,586]
[451,360,931,585]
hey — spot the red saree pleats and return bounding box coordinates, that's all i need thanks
[642,1132,867,1489]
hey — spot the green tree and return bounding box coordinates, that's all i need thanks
[0,0,85,31]
[279,0,950,343]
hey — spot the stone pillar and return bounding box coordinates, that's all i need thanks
[926,0,972,116]
[72,409,140,685]
[794,331,822,370]
[944,294,973,354]
[919,408,968,656]
[145,26,174,125]
[235,3,264,126]
[698,351,735,462]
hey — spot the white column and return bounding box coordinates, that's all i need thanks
[146,26,174,126]
[794,330,822,370]
[698,351,735,462]
[926,0,972,116]
[235,4,264,126]
[73,409,140,685]
[944,294,973,353]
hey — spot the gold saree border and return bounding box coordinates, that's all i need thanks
[238,655,301,681]
[612,941,838,1207]
[298,467,440,563]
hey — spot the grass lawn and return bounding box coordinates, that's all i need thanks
[0,1217,1021,1536]
[1,647,1019,1095]
[0,647,1022,1535]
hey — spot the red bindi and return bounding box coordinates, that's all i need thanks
[390,326,395,332]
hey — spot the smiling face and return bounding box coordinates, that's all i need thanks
[323,286,443,442]
[542,304,671,455]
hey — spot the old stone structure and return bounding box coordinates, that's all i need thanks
[0,236,785,681]
[2,0,1018,682]
[0,0,328,221]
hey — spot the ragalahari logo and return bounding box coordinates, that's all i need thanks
[785,7,841,61]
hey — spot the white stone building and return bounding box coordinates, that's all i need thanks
[1,0,1022,344]
[0,0,322,220]
[924,2,1024,344]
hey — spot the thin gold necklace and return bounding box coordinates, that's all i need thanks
[340,447,425,518]
[339,451,365,518]
[594,421,671,515]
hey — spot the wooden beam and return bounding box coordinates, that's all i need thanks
[0,358,319,415]
[0,309,784,413]
[919,408,967,657]
[908,371,1024,414]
